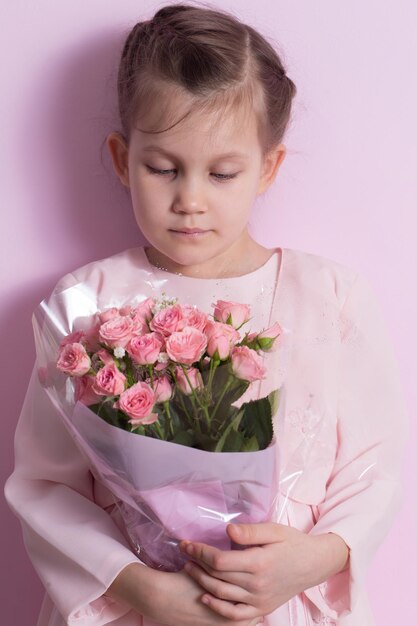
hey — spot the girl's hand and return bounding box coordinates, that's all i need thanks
[106,562,264,626]
[179,522,349,621]
[156,568,265,626]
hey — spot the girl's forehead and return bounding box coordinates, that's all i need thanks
[131,80,261,144]
[131,96,260,155]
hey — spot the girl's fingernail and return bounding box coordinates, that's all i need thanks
[185,544,194,555]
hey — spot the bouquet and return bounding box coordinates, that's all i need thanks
[56,292,283,453]
[33,274,318,572]
[48,293,285,570]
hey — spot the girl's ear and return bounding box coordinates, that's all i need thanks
[106,132,130,188]
[258,144,286,194]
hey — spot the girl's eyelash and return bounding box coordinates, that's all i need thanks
[146,166,238,181]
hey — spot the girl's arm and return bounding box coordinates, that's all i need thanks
[104,562,263,626]
[304,271,409,619]
[4,361,144,625]
[176,271,408,623]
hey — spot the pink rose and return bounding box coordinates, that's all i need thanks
[127,332,164,365]
[57,342,91,376]
[175,366,204,395]
[74,375,102,406]
[119,304,133,316]
[131,297,156,323]
[59,330,86,349]
[98,307,120,324]
[149,304,183,337]
[96,348,114,365]
[212,300,251,329]
[230,346,266,382]
[205,320,240,360]
[176,305,208,332]
[92,362,127,396]
[257,321,282,352]
[129,298,156,336]
[114,382,158,425]
[152,375,173,402]
[99,315,134,349]
[166,326,207,365]
[130,317,150,337]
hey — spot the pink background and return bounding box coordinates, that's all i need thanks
[2,1,416,623]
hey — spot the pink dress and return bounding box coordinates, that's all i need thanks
[4,245,409,626]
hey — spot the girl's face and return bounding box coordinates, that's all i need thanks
[107,92,286,278]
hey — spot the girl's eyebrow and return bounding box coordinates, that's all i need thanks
[141,145,249,161]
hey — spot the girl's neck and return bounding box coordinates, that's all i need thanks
[145,239,275,279]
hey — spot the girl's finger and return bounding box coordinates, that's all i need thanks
[184,561,251,604]
[200,592,260,621]
[185,557,253,588]
[181,540,262,573]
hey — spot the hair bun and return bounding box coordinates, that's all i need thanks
[153,4,190,22]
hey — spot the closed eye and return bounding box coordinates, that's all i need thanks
[146,166,239,181]
[146,166,175,176]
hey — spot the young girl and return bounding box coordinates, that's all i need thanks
[4,3,408,626]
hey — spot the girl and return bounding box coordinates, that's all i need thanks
[4,3,408,626]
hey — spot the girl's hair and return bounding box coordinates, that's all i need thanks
[115,3,297,156]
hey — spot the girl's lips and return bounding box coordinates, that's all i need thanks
[170,229,211,237]
[171,228,209,233]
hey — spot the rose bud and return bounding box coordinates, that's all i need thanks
[230,346,267,382]
[175,366,204,395]
[257,321,282,352]
[212,300,251,329]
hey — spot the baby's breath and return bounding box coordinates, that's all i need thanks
[151,291,179,314]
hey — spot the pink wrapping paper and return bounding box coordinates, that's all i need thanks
[66,399,283,570]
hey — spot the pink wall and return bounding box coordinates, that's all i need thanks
[2,1,416,623]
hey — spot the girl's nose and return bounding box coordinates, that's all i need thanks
[172,180,208,214]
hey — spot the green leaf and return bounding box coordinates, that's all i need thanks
[210,364,250,407]
[194,432,219,451]
[90,402,128,429]
[268,388,281,417]
[220,428,244,452]
[239,396,273,449]
[172,430,196,447]
[214,408,244,452]
[241,435,260,452]
[131,424,146,436]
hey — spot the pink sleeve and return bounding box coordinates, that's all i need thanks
[303,272,409,619]
[4,360,144,625]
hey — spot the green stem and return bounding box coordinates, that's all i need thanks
[179,393,201,433]
[153,421,164,439]
[124,355,135,386]
[181,365,210,430]
[211,377,233,423]
[171,367,199,433]
[163,401,174,437]
[207,358,220,399]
